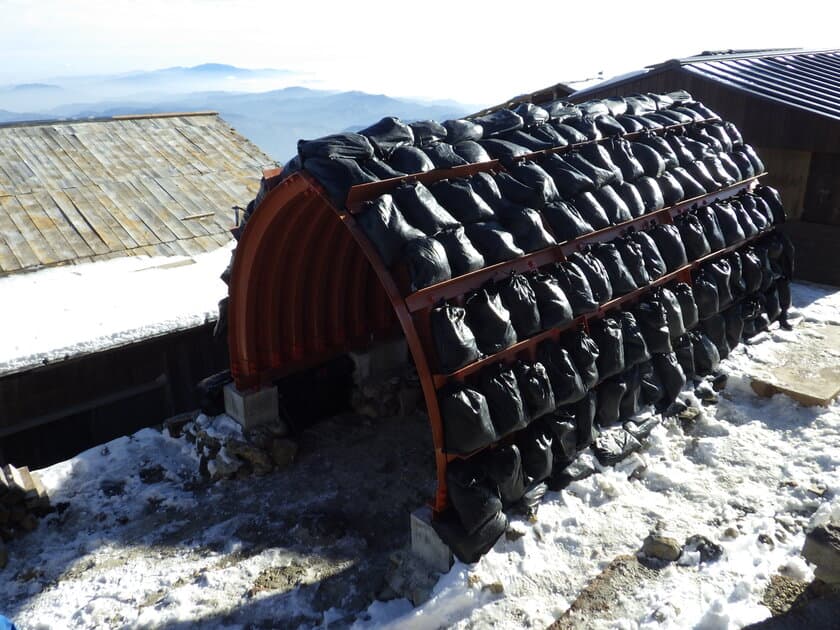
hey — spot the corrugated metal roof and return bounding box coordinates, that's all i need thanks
[572,49,840,122]
[0,112,275,274]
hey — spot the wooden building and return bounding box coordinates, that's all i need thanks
[564,49,840,285]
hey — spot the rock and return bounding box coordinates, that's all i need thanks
[711,372,728,391]
[723,527,740,539]
[482,581,504,594]
[758,533,776,549]
[99,479,125,497]
[383,549,439,606]
[270,439,298,469]
[685,534,723,563]
[803,524,840,575]
[19,513,38,532]
[225,439,274,475]
[207,452,241,481]
[642,533,682,562]
[814,566,840,585]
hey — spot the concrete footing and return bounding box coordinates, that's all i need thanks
[223,383,279,429]
[410,506,453,574]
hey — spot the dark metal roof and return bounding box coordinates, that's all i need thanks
[574,49,840,122]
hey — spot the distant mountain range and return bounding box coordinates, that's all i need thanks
[0,64,476,160]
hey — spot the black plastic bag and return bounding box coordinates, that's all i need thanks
[454,141,493,164]
[635,132,680,169]
[591,317,625,380]
[591,242,638,296]
[722,304,744,351]
[473,109,524,137]
[500,206,556,252]
[304,156,377,203]
[615,235,651,287]
[527,123,568,147]
[446,459,502,535]
[470,172,504,210]
[717,152,743,181]
[550,121,589,144]
[596,377,627,427]
[755,186,785,224]
[542,201,594,242]
[298,132,374,161]
[652,352,686,409]
[594,426,642,465]
[388,145,436,174]
[673,282,699,330]
[498,129,555,151]
[691,331,720,376]
[697,206,726,251]
[617,182,646,218]
[649,224,688,271]
[594,185,633,224]
[639,360,665,406]
[570,192,611,230]
[727,252,746,298]
[635,176,666,213]
[667,134,697,166]
[518,424,554,483]
[693,270,720,320]
[529,273,574,328]
[579,143,624,186]
[657,286,686,338]
[632,141,667,178]
[393,181,459,235]
[668,167,704,199]
[505,161,561,208]
[565,329,600,390]
[563,116,602,142]
[440,386,497,454]
[465,222,525,264]
[541,154,596,196]
[423,143,469,169]
[732,201,759,238]
[429,178,495,224]
[357,194,426,266]
[538,343,587,406]
[480,365,528,437]
[431,302,481,373]
[554,261,598,316]
[543,414,578,468]
[658,171,687,205]
[433,510,507,565]
[741,144,766,174]
[514,361,556,420]
[636,299,673,354]
[608,137,645,181]
[620,365,642,420]
[444,119,483,144]
[595,114,626,137]
[482,445,526,507]
[701,314,730,360]
[478,138,530,163]
[741,196,770,233]
[703,156,735,187]
[724,121,744,146]
[404,237,452,291]
[409,120,447,147]
[675,213,711,260]
[729,150,755,180]
[620,311,651,367]
[629,230,667,279]
[359,117,414,158]
[362,156,405,179]
[567,251,613,303]
[707,259,734,309]
[465,288,517,354]
[498,272,542,338]
[740,248,763,293]
[437,227,485,276]
[687,160,722,192]
[673,335,696,381]
[713,203,746,246]
[616,115,646,133]
[574,392,598,449]
[565,152,615,189]
[703,123,733,152]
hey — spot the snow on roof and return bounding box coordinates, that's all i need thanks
[0,241,233,375]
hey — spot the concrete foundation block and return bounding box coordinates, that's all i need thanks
[410,505,453,574]
[223,383,279,429]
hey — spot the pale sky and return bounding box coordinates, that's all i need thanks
[1,0,836,105]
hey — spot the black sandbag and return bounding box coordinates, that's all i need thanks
[668,168,704,200]
[388,145,436,174]
[702,124,733,152]
[614,236,651,287]
[429,179,495,224]
[635,299,673,354]
[732,201,759,238]
[514,361,556,420]
[657,286,686,338]
[529,273,574,328]
[359,117,414,158]
[608,137,645,181]
[404,237,452,291]
[567,251,613,304]
[740,248,764,293]
[362,156,405,179]
[594,185,633,224]
[498,129,555,151]
[741,144,766,174]
[498,272,542,338]
[703,156,735,187]
[740,196,770,233]
[717,152,743,181]
[755,186,786,224]
[543,415,578,468]
[673,334,696,381]
[505,161,561,208]
[673,282,699,330]
[658,108,694,124]
[437,226,485,276]
[518,424,554,483]
[639,360,665,406]
[675,213,711,260]
[625,115,662,130]
[591,242,638,296]
[563,116,602,141]
[565,329,600,390]
[550,121,589,144]
[682,137,716,161]
[617,182,646,218]
[667,134,697,167]
[729,150,755,180]
[631,141,667,178]
[596,377,627,427]
[727,252,746,298]
[619,365,642,420]
[444,119,483,144]
[431,302,481,373]
[684,101,720,120]
[357,194,426,266]
[473,109,524,137]
[635,176,666,213]
[628,230,667,279]
[604,97,628,117]
[687,126,724,152]
[465,222,525,264]
[440,386,497,454]
[693,270,720,320]
[697,206,726,251]
[541,154,596,196]
[434,509,507,565]
[616,115,646,133]
[657,171,685,205]
[712,203,746,246]
[594,426,643,466]
[423,143,468,169]
[298,132,374,161]
[465,289,517,354]
[454,141,493,164]
[707,259,734,310]
[446,459,501,535]
[722,304,744,351]
[480,364,529,437]
[620,311,651,367]
[635,133,680,169]
[591,317,625,380]
[304,156,377,203]
[554,261,598,316]
[477,138,530,164]
[470,172,504,210]
[409,120,447,148]
[691,331,720,376]
[570,192,611,230]
[594,113,626,137]
[643,112,677,127]
[649,224,688,271]
[651,352,686,409]
[724,121,744,146]
[482,445,526,507]
[528,123,569,147]
[393,181,460,235]
[565,152,616,189]
[579,143,624,186]
[687,160,722,192]
[542,201,594,242]
[701,314,730,360]
[539,343,587,406]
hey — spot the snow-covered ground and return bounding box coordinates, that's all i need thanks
[0,242,233,375]
[2,282,839,629]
